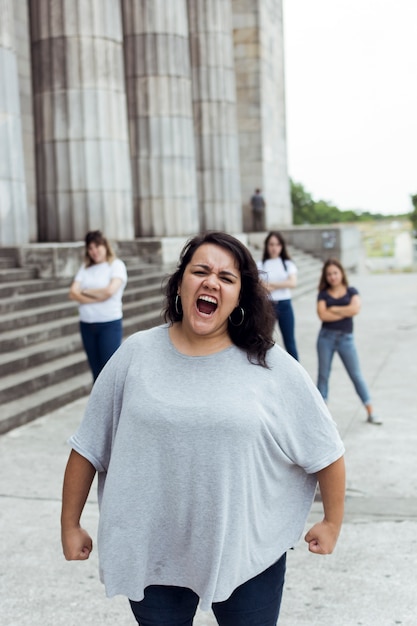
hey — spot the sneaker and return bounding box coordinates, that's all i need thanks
[367,414,382,425]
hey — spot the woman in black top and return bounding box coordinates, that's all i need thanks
[316,258,382,425]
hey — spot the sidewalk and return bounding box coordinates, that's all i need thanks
[1,270,416,626]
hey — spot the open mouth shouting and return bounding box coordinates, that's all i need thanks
[196,295,218,316]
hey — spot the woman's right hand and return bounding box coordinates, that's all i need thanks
[61,526,93,561]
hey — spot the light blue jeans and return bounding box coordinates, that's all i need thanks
[317,328,371,405]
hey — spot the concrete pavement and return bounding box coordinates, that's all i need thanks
[0,269,416,625]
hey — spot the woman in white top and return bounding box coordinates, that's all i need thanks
[69,230,128,381]
[257,231,299,360]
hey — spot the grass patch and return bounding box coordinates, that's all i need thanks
[358,219,412,258]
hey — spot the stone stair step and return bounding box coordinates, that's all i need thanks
[0,280,164,315]
[0,352,91,404]
[122,308,164,335]
[0,287,70,314]
[0,269,165,299]
[0,289,163,333]
[0,301,79,332]
[0,306,163,355]
[0,267,38,282]
[0,276,71,298]
[0,373,92,435]
[0,258,18,269]
[0,316,80,352]
[0,332,84,376]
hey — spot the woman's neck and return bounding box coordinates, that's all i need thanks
[327,284,347,296]
[169,323,232,356]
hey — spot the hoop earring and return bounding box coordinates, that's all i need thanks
[175,294,182,316]
[228,306,245,327]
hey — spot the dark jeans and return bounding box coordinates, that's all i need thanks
[79,319,122,381]
[273,300,299,361]
[129,553,286,625]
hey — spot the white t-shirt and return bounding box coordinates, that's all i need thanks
[257,257,297,302]
[70,325,344,610]
[74,259,127,323]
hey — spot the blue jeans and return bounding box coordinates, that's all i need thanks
[129,553,286,626]
[273,300,299,360]
[79,319,123,381]
[317,328,371,405]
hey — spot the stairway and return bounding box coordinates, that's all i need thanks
[0,255,167,434]
[0,245,323,435]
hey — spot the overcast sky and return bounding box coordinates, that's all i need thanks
[282,0,417,215]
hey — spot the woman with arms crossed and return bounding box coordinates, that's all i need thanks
[317,258,382,425]
[62,231,345,625]
[257,231,299,360]
[69,230,127,381]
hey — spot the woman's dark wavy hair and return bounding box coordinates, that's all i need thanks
[318,258,349,292]
[261,231,292,264]
[163,231,276,367]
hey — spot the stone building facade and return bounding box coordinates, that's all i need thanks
[0,0,291,246]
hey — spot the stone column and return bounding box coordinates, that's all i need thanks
[14,0,37,242]
[188,0,242,232]
[30,0,134,242]
[232,0,291,230]
[122,0,199,237]
[0,0,29,245]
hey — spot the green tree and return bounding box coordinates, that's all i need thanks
[410,194,417,236]
[290,179,315,225]
[313,200,343,224]
[290,178,406,225]
[290,179,349,225]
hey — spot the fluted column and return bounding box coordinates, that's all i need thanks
[232,0,291,229]
[122,0,199,237]
[30,0,134,241]
[188,0,242,232]
[14,0,37,242]
[0,0,29,245]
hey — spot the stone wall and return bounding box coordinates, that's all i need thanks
[248,225,362,271]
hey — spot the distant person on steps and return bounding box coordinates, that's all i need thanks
[250,188,266,232]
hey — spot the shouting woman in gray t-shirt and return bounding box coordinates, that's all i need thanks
[61,231,345,625]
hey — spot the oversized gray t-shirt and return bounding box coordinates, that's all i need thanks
[70,325,344,611]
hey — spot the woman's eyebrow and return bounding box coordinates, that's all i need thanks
[191,263,239,279]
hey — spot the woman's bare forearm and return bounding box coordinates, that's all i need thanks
[317,456,346,529]
[304,456,345,554]
[61,450,96,530]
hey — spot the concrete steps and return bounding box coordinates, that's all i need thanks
[0,374,92,434]
[292,252,323,298]
[0,261,167,434]
[0,245,323,435]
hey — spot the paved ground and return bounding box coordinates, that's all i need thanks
[1,270,416,625]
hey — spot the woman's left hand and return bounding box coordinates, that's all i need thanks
[304,519,341,554]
